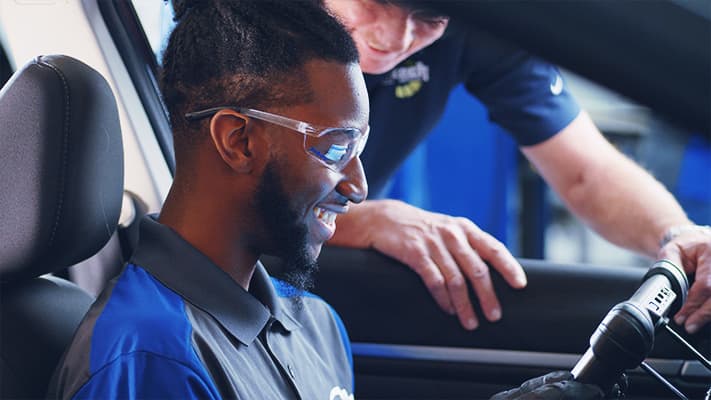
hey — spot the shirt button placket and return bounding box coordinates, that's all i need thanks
[263,319,301,399]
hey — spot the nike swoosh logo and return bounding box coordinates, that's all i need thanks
[550,74,563,95]
[329,386,354,400]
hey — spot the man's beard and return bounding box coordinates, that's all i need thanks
[254,161,318,296]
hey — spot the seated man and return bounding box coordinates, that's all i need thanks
[49,1,367,398]
[49,1,602,398]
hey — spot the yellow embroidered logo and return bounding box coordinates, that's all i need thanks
[390,61,429,99]
[395,80,422,99]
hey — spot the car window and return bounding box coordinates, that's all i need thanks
[131,1,174,63]
[100,0,176,173]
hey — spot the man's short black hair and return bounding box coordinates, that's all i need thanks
[161,0,358,161]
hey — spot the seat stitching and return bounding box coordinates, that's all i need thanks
[37,58,71,248]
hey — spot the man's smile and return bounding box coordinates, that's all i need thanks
[310,203,348,242]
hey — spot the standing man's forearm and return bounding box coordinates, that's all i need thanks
[525,112,711,333]
[522,111,690,256]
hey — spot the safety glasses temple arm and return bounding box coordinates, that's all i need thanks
[238,108,315,135]
[184,106,318,136]
[184,106,237,121]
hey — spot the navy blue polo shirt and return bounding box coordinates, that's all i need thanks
[49,216,354,400]
[362,23,581,196]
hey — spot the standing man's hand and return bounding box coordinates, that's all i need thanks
[657,225,711,334]
[330,199,527,330]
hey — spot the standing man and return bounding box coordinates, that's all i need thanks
[49,1,368,398]
[322,0,711,334]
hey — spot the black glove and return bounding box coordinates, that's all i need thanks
[490,371,605,400]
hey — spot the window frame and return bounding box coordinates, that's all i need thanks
[99,0,176,174]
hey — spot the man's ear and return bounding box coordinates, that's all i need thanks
[209,109,255,173]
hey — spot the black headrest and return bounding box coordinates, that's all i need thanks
[0,55,124,282]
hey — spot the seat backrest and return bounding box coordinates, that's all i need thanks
[0,55,124,398]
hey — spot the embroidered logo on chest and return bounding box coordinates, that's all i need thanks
[387,61,430,99]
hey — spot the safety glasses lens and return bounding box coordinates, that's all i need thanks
[305,128,360,169]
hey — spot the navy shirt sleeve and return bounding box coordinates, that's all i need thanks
[459,26,581,146]
[72,352,219,400]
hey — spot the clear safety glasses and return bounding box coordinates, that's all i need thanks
[185,106,369,171]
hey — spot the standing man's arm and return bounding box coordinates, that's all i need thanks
[523,111,711,333]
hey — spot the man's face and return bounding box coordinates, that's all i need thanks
[324,0,449,75]
[254,61,369,290]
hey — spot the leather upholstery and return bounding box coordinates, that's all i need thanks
[0,55,123,282]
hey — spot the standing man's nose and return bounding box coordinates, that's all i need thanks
[373,10,415,53]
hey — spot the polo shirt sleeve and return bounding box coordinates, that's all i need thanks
[460,26,581,146]
[71,352,219,400]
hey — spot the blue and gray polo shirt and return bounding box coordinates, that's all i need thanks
[49,216,354,399]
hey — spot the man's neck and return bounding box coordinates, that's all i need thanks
[158,187,258,290]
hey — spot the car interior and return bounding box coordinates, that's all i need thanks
[0,1,709,399]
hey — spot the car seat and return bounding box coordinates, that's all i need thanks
[0,55,123,398]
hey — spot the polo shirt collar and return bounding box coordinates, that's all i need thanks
[129,215,301,345]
